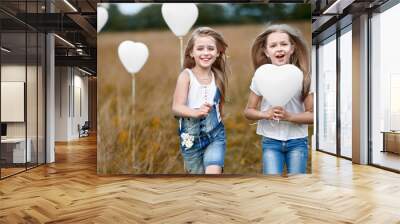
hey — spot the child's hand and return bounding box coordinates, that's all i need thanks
[261,107,275,120]
[272,106,292,121]
[193,103,213,118]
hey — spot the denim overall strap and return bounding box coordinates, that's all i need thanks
[213,88,221,122]
[213,88,221,105]
[179,89,222,136]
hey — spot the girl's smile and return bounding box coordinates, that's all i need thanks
[191,36,219,69]
[200,56,212,62]
[264,31,294,66]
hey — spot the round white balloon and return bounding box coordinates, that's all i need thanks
[161,3,198,37]
[253,64,303,106]
[118,41,149,74]
[97,7,108,33]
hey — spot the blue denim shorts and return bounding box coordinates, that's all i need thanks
[261,136,308,175]
[179,122,226,174]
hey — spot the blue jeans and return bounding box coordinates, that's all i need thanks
[179,122,226,174]
[261,137,308,175]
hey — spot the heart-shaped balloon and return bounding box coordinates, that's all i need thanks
[118,41,149,74]
[253,64,303,106]
[161,3,198,37]
[97,7,108,33]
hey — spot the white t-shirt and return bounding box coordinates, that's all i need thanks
[250,76,311,141]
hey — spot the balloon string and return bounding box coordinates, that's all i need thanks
[132,74,136,106]
[179,36,184,70]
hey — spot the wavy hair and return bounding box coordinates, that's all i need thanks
[183,27,229,105]
[251,24,310,101]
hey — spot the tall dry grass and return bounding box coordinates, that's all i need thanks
[97,22,312,174]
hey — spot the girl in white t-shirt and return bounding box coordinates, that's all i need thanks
[244,24,313,175]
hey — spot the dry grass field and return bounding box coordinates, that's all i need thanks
[97,22,312,174]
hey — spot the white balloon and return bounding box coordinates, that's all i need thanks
[253,64,303,106]
[118,41,149,74]
[97,7,108,33]
[161,3,198,37]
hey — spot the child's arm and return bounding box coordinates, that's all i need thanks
[273,93,314,124]
[172,71,211,118]
[244,91,274,121]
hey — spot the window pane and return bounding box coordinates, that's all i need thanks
[318,36,337,154]
[340,29,352,158]
[371,3,400,171]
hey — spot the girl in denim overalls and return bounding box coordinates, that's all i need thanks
[244,24,314,175]
[172,27,229,174]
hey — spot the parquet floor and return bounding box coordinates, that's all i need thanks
[1,135,400,223]
[1,167,26,178]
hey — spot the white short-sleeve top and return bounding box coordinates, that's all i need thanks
[249,74,310,141]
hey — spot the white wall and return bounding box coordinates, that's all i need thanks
[55,67,69,141]
[1,64,46,164]
[54,67,89,141]
[1,65,26,81]
[1,65,34,138]
[1,82,25,122]
[1,66,26,133]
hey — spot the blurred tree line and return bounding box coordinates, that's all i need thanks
[103,3,310,32]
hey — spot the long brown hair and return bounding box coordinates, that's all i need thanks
[251,24,310,101]
[183,27,229,105]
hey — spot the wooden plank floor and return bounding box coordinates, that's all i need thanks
[1,135,400,223]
